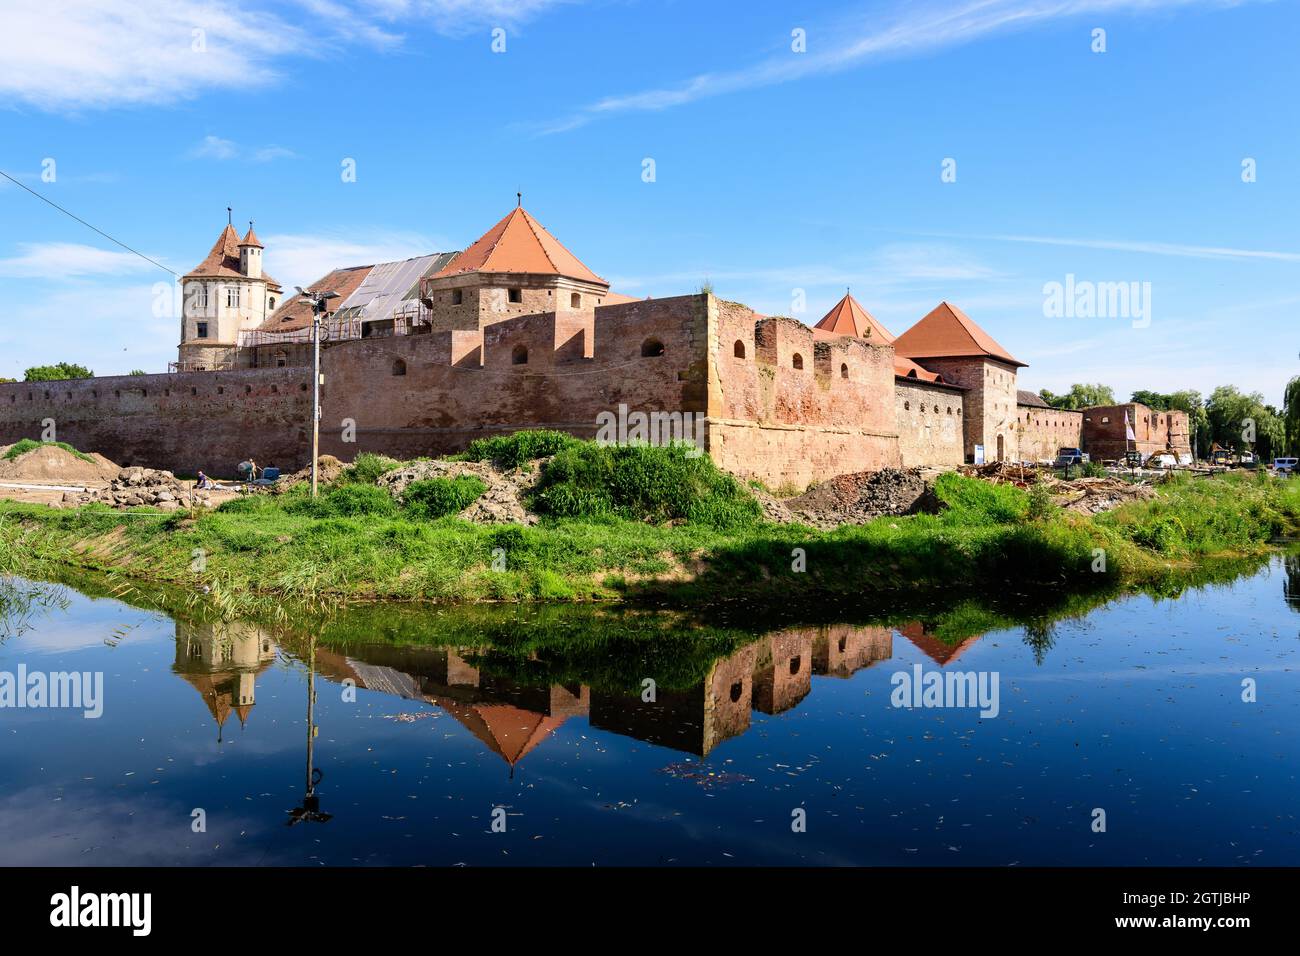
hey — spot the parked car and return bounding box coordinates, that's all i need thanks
[1054,447,1089,468]
[1272,457,1298,477]
[1240,451,1255,466]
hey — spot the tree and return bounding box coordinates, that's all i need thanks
[1041,383,1116,410]
[128,369,147,376]
[23,362,93,382]
[0,377,15,384]
[1284,375,1300,457]
[1206,385,1284,459]
[1129,389,1170,410]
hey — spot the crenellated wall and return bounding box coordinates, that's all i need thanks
[706,300,900,489]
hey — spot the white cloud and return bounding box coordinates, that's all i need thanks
[0,242,164,279]
[924,231,1300,263]
[0,0,576,111]
[538,0,1254,133]
[186,136,297,162]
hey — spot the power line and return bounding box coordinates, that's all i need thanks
[0,168,178,277]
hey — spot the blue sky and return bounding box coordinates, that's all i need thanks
[0,0,1296,404]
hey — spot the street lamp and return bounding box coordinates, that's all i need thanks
[295,286,339,497]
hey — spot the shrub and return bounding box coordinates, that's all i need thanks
[402,476,487,520]
[533,441,761,528]
[340,453,400,485]
[932,473,1029,525]
[1026,482,1058,522]
[458,430,581,469]
[1081,460,1107,478]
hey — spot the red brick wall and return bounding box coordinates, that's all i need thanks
[1081,403,1191,461]
[707,300,900,489]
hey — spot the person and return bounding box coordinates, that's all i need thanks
[196,470,213,490]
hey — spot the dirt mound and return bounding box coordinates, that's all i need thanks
[0,443,120,484]
[377,459,540,525]
[783,468,937,529]
[276,455,346,490]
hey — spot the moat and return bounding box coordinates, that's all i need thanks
[1,549,1298,866]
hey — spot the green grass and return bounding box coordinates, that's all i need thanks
[2,439,95,463]
[402,476,488,519]
[1,454,1297,618]
[455,430,582,469]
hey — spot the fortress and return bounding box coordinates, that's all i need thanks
[0,204,1190,486]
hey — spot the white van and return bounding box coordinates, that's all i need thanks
[1272,457,1298,476]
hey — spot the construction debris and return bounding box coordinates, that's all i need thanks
[780,468,940,529]
[65,467,210,511]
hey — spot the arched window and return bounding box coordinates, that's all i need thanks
[570,292,581,309]
[840,363,849,379]
[269,297,276,311]
[792,353,804,370]
[512,345,528,365]
[904,401,910,411]
[729,681,743,703]
[392,358,407,376]
[733,340,746,358]
[641,338,665,357]
[789,655,802,675]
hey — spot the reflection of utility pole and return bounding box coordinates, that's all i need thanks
[287,636,332,826]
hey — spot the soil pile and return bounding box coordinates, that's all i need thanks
[377,459,541,525]
[782,468,937,529]
[0,443,120,484]
[276,455,346,489]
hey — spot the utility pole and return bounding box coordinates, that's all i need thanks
[296,287,338,497]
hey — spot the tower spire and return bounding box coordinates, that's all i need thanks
[516,191,522,208]
[227,206,232,226]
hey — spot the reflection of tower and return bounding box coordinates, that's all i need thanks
[1285,554,1300,614]
[897,621,983,666]
[589,643,758,756]
[172,620,276,742]
[312,644,585,776]
[752,631,813,714]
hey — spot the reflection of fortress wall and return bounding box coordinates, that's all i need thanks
[812,624,893,678]
[589,643,757,756]
[752,631,813,715]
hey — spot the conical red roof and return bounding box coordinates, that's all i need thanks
[434,206,606,284]
[813,292,895,342]
[238,225,263,248]
[893,301,1024,367]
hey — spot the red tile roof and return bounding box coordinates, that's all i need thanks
[260,265,373,332]
[185,223,280,288]
[894,356,947,383]
[893,301,1025,367]
[239,225,263,248]
[813,292,896,342]
[434,206,606,284]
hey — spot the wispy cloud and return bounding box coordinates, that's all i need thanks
[0,0,577,111]
[186,136,297,162]
[537,0,1252,133]
[921,230,1300,263]
[0,242,163,279]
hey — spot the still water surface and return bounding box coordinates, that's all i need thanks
[1,553,1298,866]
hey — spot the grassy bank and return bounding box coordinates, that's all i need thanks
[1,434,1297,618]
